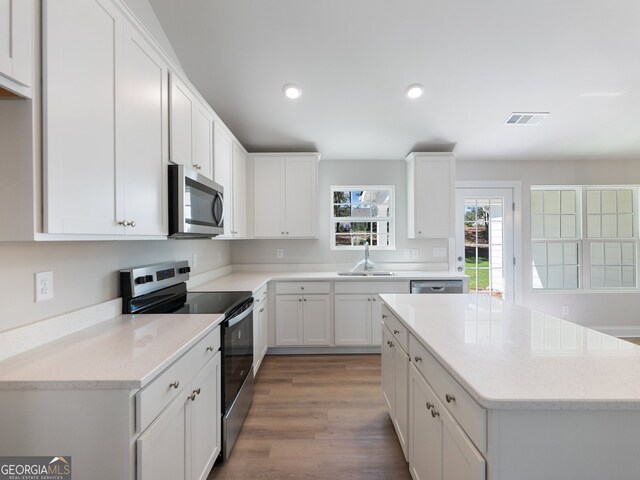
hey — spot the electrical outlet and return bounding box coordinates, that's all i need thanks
[562,305,570,316]
[412,248,419,259]
[192,254,198,268]
[35,271,54,302]
[276,248,284,259]
[403,249,410,259]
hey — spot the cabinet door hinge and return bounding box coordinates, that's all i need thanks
[512,202,516,212]
[513,257,517,266]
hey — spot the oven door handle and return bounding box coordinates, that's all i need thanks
[225,303,254,328]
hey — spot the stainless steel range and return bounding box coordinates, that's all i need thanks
[120,260,254,462]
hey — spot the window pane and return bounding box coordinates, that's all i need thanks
[605,243,622,265]
[547,243,563,265]
[618,214,633,238]
[622,266,635,287]
[590,243,604,265]
[618,190,633,214]
[601,190,617,214]
[544,215,561,238]
[333,191,350,203]
[533,266,547,289]
[531,215,544,238]
[532,243,547,266]
[544,191,561,214]
[547,266,564,289]
[564,266,579,289]
[601,214,617,237]
[561,191,576,214]
[335,222,351,233]
[587,215,601,237]
[605,266,621,287]
[622,243,635,265]
[560,215,576,238]
[352,234,370,246]
[335,234,351,246]
[333,205,350,217]
[586,190,601,213]
[563,243,578,265]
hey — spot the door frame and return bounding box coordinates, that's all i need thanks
[455,181,523,304]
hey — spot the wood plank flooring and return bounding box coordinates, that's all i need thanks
[209,354,411,480]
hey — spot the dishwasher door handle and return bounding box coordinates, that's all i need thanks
[430,286,445,292]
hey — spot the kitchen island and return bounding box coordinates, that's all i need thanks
[379,293,640,480]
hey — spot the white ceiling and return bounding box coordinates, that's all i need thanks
[148,0,640,161]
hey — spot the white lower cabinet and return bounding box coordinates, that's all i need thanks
[334,294,384,345]
[382,323,409,459]
[275,294,330,346]
[253,285,269,375]
[138,350,221,480]
[409,363,485,480]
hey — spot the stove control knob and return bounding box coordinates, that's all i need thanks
[145,275,153,283]
[135,276,147,285]
[178,267,191,274]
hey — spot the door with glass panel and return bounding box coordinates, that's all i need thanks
[456,188,514,300]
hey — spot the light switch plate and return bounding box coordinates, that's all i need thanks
[276,248,284,259]
[404,249,410,259]
[411,249,419,259]
[35,271,53,302]
[562,305,570,316]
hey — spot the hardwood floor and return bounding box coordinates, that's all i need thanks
[209,354,411,480]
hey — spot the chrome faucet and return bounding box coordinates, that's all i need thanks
[364,242,372,271]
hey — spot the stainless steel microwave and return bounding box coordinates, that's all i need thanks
[168,164,224,238]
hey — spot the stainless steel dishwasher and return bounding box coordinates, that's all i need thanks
[410,279,465,293]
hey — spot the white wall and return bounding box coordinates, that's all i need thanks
[458,158,640,330]
[231,160,448,266]
[0,240,230,333]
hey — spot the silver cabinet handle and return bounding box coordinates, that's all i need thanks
[303,298,307,302]
[414,355,422,362]
[169,381,179,389]
[387,341,394,348]
[301,286,305,290]
[418,230,422,234]
[129,220,136,228]
[263,291,267,296]
[206,346,214,352]
[298,298,302,302]
[281,231,285,235]
[426,402,433,410]
[393,329,400,335]
[118,220,130,227]
[259,308,264,313]
[431,409,440,418]
[382,314,388,319]
[286,232,289,234]
[195,388,201,395]
[367,297,371,301]
[458,267,464,272]
[372,298,376,301]
[446,393,456,403]
[188,391,197,401]
[458,256,463,262]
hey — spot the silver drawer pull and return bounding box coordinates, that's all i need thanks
[446,393,456,403]
[393,329,400,335]
[169,381,179,389]
[301,286,305,290]
[260,308,264,313]
[426,401,433,410]
[387,341,394,347]
[188,391,197,401]
[206,346,214,352]
[431,409,440,418]
[195,388,201,395]
[414,355,422,362]
[382,314,388,319]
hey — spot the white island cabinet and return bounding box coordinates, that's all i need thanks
[0,317,223,480]
[380,293,640,480]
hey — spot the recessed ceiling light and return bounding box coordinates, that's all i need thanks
[406,84,424,99]
[283,84,302,99]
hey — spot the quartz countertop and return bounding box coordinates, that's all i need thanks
[0,312,224,390]
[193,270,467,293]
[380,293,640,410]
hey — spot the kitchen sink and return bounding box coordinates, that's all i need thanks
[337,271,395,277]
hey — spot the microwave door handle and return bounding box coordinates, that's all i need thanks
[213,192,224,227]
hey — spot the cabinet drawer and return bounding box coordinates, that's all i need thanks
[254,283,268,300]
[137,327,219,433]
[334,281,410,294]
[275,281,330,295]
[409,335,487,453]
[381,305,409,353]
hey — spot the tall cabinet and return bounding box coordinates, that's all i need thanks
[252,153,319,238]
[406,153,456,238]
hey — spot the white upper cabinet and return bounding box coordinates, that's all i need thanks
[253,153,319,238]
[44,0,168,236]
[169,73,195,168]
[119,23,168,236]
[406,153,456,238]
[213,124,247,237]
[193,103,214,180]
[0,0,34,96]
[43,0,124,235]
[170,72,215,179]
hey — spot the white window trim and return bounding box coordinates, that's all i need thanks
[330,185,396,251]
[531,185,640,292]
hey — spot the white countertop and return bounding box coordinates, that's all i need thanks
[193,270,466,293]
[380,293,640,410]
[0,312,223,390]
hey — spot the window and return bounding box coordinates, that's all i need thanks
[531,186,638,290]
[331,186,394,249]
[531,188,581,289]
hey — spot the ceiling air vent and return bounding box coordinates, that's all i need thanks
[505,112,549,126]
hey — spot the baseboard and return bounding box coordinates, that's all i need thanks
[590,326,640,338]
[267,346,382,355]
